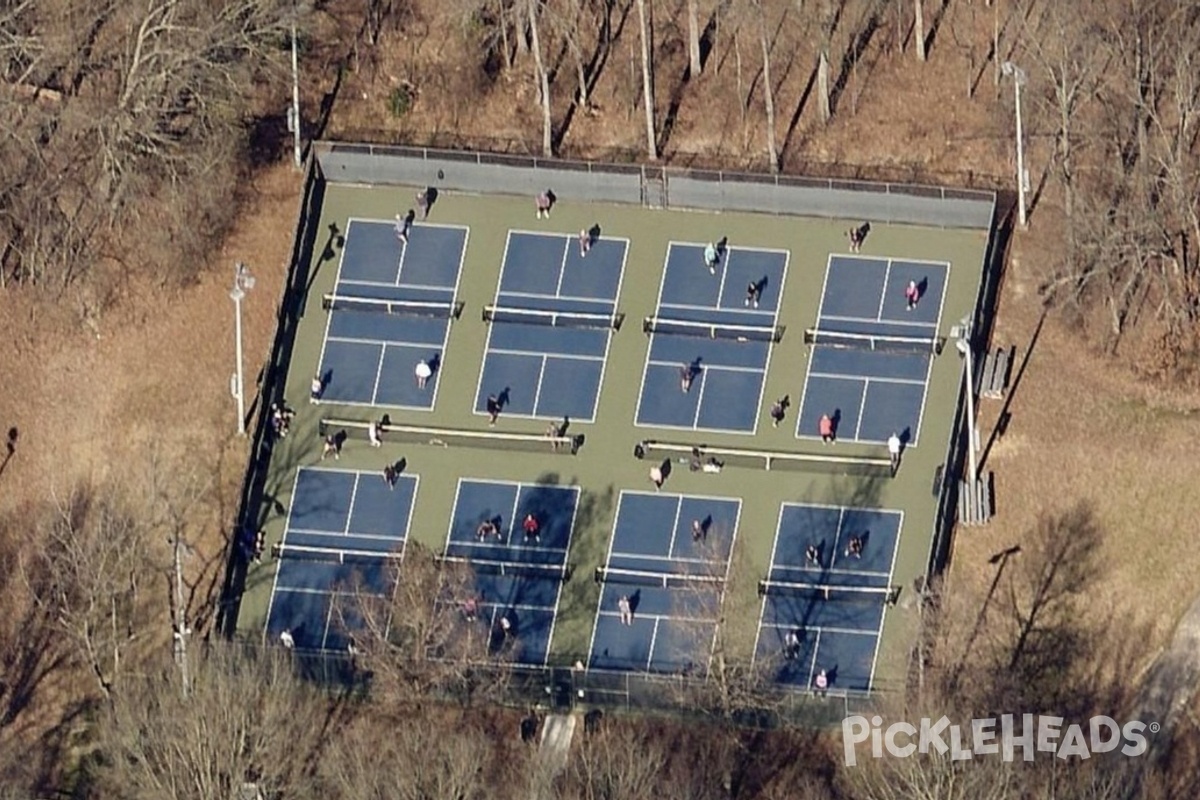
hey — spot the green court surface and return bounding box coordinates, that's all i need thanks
[235,180,988,696]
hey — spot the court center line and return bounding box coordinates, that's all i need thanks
[714,248,731,308]
[808,371,927,387]
[666,496,684,561]
[875,259,892,319]
[807,628,823,688]
[368,343,389,405]
[529,355,550,422]
[854,379,870,440]
[553,235,570,297]
[646,617,661,671]
[690,366,710,429]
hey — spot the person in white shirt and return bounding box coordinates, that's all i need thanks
[618,595,633,625]
[280,629,295,649]
[414,359,433,389]
[813,668,829,697]
[368,420,383,447]
[887,432,902,474]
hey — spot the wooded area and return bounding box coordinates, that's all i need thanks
[3,0,1200,796]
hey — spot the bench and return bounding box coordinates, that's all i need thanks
[980,347,1012,400]
[957,471,994,526]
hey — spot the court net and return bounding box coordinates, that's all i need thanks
[636,440,893,477]
[483,304,624,330]
[437,553,572,582]
[272,543,401,566]
[594,565,725,590]
[804,327,944,355]
[320,419,584,455]
[643,315,785,343]
[323,293,465,319]
[758,579,901,606]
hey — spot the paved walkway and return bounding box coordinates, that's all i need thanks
[1134,594,1200,761]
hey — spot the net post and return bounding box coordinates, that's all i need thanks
[481,305,491,323]
[641,317,654,335]
[593,566,604,584]
[757,579,768,597]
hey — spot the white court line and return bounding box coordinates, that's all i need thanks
[875,259,893,319]
[488,347,604,363]
[471,231,514,418]
[553,234,570,297]
[646,359,765,376]
[806,628,823,688]
[665,495,684,562]
[529,354,550,418]
[313,219,357,395]
[320,472,361,649]
[448,539,570,556]
[500,289,616,306]
[393,223,409,284]
[262,468,306,644]
[433,224,470,415]
[659,300,777,317]
[689,364,710,429]
[645,617,661,671]
[368,342,388,405]
[504,486,522,546]
[819,313,939,331]
[714,246,731,307]
[631,242,676,429]
[853,378,871,440]
[608,550,724,567]
[632,418,758,437]
[587,490,636,667]
[752,249,790,437]
[760,621,881,638]
[591,238,629,428]
[794,253,836,440]
[867,509,906,692]
[707,498,743,671]
[830,508,850,569]
[751,502,789,668]
[908,261,952,450]
[537,482,582,665]
[596,608,718,626]
[666,239,791,256]
[808,371,927,387]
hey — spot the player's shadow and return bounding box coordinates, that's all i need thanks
[716,236,729,260]
[0,427,16,480]
[392,457,407,474]
[588,223,602,242]
[899,427,912,449]
[753,276,769,297]
[658,459,672,482]
[831,409,842,440]
[497,387,512,410]
[628,589,642,615]
[916,277,929,299]
[426,353,441,378]
[423,187,439,214]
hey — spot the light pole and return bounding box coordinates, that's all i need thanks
[956,333,979,485]
[289,8,302,169]
[1001,61,1028,228]
[230,263,256,435]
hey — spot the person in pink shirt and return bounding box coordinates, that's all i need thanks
[905,280,921,310]
[819,413,835,444]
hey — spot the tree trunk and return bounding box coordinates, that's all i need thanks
[817,51,831,122]
[687,0,701,76]
[756,3,779,172]
[914,0,926,62]
[527,0,553,156]
[635,0,658,159]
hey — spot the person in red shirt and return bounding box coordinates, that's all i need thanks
[905,280,921,310]
[819,414,835,444]
[522,513,540,543]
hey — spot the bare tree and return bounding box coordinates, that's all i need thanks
[686,0,702,76]
[95,643,334,800]
[914,0,926,61]
[753,0,780,171]
[635,0,658,159]
[525,0,553,156]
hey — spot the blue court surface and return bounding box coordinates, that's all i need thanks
[475,231,627,423]
[637,242,789,434]
[318,218,468,409]
[798,255,949,445]
[754,502,903,693]
[588,491,741,673]
[266,467,418,650]
[443,478,580,665]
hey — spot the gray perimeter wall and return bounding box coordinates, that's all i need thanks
[314,142,995,230]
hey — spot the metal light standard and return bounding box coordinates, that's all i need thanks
[230,263,256,435]
[288,6,302,169]
[1001,61,1029,228]
[956,332,979,485]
